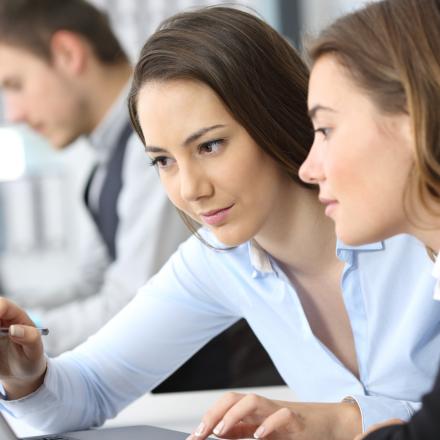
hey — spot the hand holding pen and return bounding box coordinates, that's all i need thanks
[0,297,49,400]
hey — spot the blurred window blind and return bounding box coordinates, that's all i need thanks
[88,0,273,62]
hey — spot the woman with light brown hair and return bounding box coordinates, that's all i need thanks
[303,2,440,438]
[195,0,440,439]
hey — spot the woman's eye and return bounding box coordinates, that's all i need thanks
[199,139,224,154]
[149,156,173,169]
[313,127,331,138]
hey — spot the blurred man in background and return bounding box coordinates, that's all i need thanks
[0,0,283,391]
[0,0,188,354]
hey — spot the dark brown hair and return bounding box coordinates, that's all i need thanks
[128,6,314,235]
[308,0,440,223]
[0,0,128,65]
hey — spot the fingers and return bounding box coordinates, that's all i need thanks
[187,392,244,439]
[0,297,34,327]
[252,407,304,439]
[187,392,252,439]
[8,324,45,361]
[0,298,43,360]
[213,393,277,437]
[187,392,281,440]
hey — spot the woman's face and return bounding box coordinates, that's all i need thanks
[136,79,291,246]
[299,55,415,245]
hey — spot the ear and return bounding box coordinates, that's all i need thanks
[49,30,88,76]
[399,113,416,157]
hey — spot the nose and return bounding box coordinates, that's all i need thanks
[3,94,27,124]
[299,140,325,185]
[179,161,213,202]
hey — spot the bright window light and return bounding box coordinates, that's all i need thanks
[0,127,26,181]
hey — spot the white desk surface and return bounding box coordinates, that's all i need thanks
[7,385,296,437]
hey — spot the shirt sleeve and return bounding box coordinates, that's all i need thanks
[0,237,239,434]
[347,394,419,432]
[30,135,190,355]
[361,368,440,439]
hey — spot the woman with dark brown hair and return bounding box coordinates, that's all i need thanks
[0,6,437,440]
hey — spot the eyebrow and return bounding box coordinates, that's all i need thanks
[308,105,336,120]
[144,124,226,153]
[1,77,16,88]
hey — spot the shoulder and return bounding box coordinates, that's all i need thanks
[139,230,253,310]
[354,234,434,288]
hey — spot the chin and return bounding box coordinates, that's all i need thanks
[336,225,391,246]
[211,226,254,248]
[44,134,68,150]
[52,130,82,150]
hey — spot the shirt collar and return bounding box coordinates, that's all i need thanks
[336,239,384,263]
[432,251,440,301]
[248,239,385,274]
[336,240,384,252]
[432,252,440,280]
[248,240,275,274]
[88,80,131,163]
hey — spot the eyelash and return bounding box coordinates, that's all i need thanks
[148,138,225,169]
[198,138,225,154]
[314,127,331,138]
[149,156,169,168]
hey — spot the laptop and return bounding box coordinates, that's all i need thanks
[0,411,194,440]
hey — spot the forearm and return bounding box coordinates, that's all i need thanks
[333,401,363,439]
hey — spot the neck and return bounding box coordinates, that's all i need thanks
[86,62,133,132]
[411,228,440,254]
[405,201,440,253]
[255,183,340,276]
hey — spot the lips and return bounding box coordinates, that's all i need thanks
[200,204,234,226]
[319,196,338,205]
[319,197,338,217]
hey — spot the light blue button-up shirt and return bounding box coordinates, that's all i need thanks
[2,232,439,433]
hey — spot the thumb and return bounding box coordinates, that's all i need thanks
[9,324,44,360]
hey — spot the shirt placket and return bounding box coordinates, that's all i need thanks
[338,249,369,388]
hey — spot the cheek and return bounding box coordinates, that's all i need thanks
[160,174,196,218]
[160,175,181,208]
[325,156,354,190]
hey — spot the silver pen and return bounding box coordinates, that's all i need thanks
[0,327,49,336]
